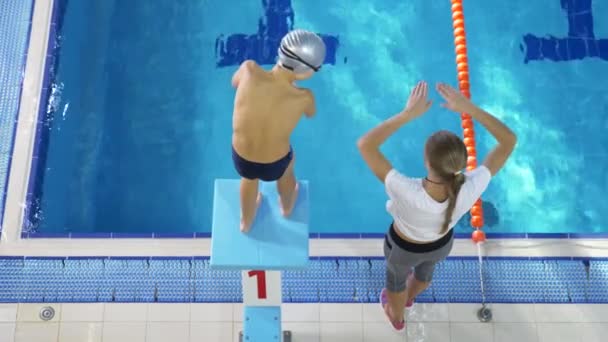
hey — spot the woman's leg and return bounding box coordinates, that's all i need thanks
[383,238,410,325]
[406,264,433,301]
[407,237,455,304]
[386,286,408,323]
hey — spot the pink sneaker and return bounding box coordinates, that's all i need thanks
[380,289,405,332]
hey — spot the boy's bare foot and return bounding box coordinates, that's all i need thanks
[240,192,262,233]
[279,183,299,217]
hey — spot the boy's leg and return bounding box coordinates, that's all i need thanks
[277,156,298,217]
[240,178,261,233]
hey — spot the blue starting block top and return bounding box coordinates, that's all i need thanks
[210,179,310,270]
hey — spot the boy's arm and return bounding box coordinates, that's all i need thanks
[231,60,255,88]
[303,89,316,118]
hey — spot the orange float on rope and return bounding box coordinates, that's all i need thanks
[457,71,469,80]
[472,229,486,243]
[456,54,467,63]
[457,63,468,72]
[470,206,483,216]
[450,0,485,238]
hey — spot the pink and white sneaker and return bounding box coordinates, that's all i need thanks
[380,288,405,332]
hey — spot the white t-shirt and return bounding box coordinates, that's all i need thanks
[385,166,492,242]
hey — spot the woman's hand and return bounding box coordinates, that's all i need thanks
[403,81,432,118]
[436,82,475,113]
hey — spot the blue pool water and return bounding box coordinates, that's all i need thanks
[28,0,608,235]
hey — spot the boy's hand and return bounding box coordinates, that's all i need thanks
[436,83,475,113]
[402,81,432,119]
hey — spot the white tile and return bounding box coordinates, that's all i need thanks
[147,322,189,342]
[580,304,608,322]
[450,323,493,342]
[147,304,190,322]
[61,304,104,322]
[407,323,451,342]
[282,323,320,342]
[580,323,608,341]
[190,322,233,342]
[362,304,385,323]
[102,322,146,342]
[0,304,18,322]
[319,304,362,322]
[534,304,586,323]
[190,304,232,322]
[407,304,450,322]
[492,304,536,322]
[0,323,15,342]
[494,323,538,342]
[320,322,363,342]
[233,323,243,342]
[362,322,405,342]
[103,304,148,322]
[448,304,485,323]
[537,323,584,342]
[14,322,59,342]
[233,303,243,322]
[17,304,61,322]
[282,304,320,322]
[58,322,102,342]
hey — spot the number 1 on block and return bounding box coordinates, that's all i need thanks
[242,270,282,306]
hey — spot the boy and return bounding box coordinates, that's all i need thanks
[231,29,326,233]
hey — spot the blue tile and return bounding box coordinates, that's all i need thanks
[153,233,195,239]
[215,0,339,67]
[318,233,361,239]
[111,233,154,239]
[360,233,385,239]
[27,232,70,238]
[569,233,608,239]
[526,233,570,239]
[70,232,113,239]
[485,233,528,239]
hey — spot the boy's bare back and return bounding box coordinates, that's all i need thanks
[232,61,314,163]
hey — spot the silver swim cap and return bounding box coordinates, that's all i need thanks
[277,29,327,74]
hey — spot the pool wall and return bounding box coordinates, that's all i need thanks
[21,0,64,237]
[0,0,35,235]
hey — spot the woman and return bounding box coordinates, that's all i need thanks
[357,81,516,331]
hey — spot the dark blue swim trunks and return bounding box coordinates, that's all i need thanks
[232,146,293,181]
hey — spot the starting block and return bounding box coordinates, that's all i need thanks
[210,178,310,342]
[210,179,309,270]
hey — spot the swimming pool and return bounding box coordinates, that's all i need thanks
[24,0,608,236]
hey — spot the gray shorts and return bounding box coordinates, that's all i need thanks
[383,224,454,292]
